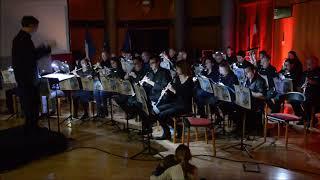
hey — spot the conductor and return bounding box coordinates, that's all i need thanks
[12,16,52,133]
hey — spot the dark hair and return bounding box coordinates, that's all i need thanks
[245,63,256,72]
[237,50,246,58]
[285,58,294,65]
[219,61,231,72]
[288,51,298,59]
[21,16,39,27]
[150,55,160,63]
[176,61,192,76]
[175,144,195,179]
[133,56,143,63]
[110,57,121,67]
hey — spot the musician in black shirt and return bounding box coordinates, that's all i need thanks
[115,56,148,120]
[244,64,267,135]
[72,58,94,120]
[195,57,219,117]
[235,50,252,69]
[258,55,278,90]
[12,16,52,133]
[298,56,320,126]
[100,50,111,68]
[226,46,237,65]
[141,56,172,104]
[155,61,194,140]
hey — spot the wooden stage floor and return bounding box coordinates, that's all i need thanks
[0,102,320,180]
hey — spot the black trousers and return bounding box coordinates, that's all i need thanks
[157,103,188,137]
[18,84,40,132]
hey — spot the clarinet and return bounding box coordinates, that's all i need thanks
[154,75,177,106]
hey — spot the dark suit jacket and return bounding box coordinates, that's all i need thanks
[12,30,51,87]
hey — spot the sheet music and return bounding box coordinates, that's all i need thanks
[42,73,75,81]
[133,84,149,115]
[101,77,119,93]
[118,80,134,96]
[212,83,232,102]
[273,77,293,94]
[232,66,246,85]
[80,77,94,91]
[1,70,16,84]
[197,75,213,93]
[160,59,171,70]
[59,77,80,90]
[234,85,251,110]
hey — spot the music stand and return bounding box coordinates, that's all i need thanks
[97,77,122,130]
[1,70,18,120]
[42,73,79,132]
[222,85,253,158]
[130,84,163,160]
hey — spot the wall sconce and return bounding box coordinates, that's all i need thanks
[140,0,153,14]
[281,32,285,46]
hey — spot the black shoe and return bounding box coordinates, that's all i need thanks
[80,114,89,121]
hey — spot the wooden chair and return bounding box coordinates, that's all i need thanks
[267,92,306,148]
[182,116,216,156]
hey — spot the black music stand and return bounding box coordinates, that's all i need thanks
[42,73,79,132]
[97,77,122,131]
[222,85,253,158]
[130,84,163,160]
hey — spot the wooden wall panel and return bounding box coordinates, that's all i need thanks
[68,0,105,20]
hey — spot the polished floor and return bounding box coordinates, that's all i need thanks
[0,101,320,180]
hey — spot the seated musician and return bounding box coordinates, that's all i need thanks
[216,62,239,124]
[258,55,278,97]
[155,61,194,140]
[100,50,111,68]
[244,64,267,135]
[195,57,219,117]
[141,51,151,70]
[115,56,148,120]
[93,57,125,118]
[234,50,252,69]
[298,56,320,126]
[226,46,237,65]
[142,56,172,104]
[72,58,93,120]
[214,51,226,67]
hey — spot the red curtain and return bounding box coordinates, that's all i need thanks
[273,0,320,71]
[236,0,273,57]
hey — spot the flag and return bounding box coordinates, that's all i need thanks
[84,29,95,60]
[251,14,259,48]
[122,30,132,52]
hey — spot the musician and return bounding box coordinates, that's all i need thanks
[297,56,320,126]
[288,51,303,82]
[279,59,302,91]
[108,57,126,79]
[195,57,219,117]
[177,51,187,62]
[12,16,52,133]
[244,64,267,135]
[141,51,151,69]
[214,51,226,67]
[142,56,172,104]
[115,56,148,121]
[72,58,94,120]
[258,55,278,90]
[155,61,194,140]
[226,46,237,65]
[235,50,252,69]
[100,50,111,68]
[168,48,177,63]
